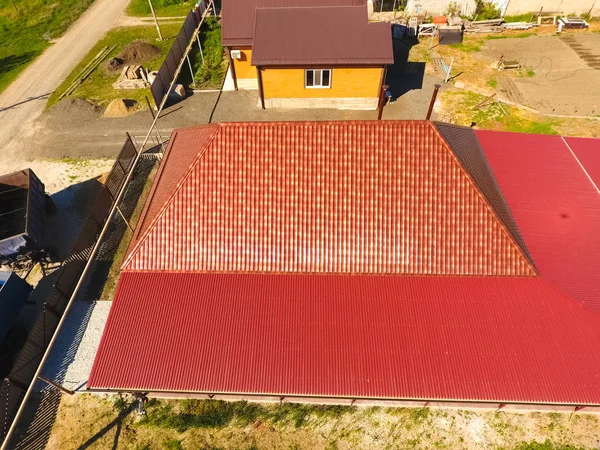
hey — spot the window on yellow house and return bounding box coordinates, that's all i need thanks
[305,69,331,88]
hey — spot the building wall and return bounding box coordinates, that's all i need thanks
[405,0,477,16]
[499,0,599,16]
[261,67,383,99]
[231,46,256,80]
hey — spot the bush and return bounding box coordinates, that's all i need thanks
[474,1,501,20]
[445,1,462,18]
[194,17,226,88]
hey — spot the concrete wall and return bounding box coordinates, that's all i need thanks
[406,0,598,17]
[500,0,599,16]
[261,67,383,99]
[406,0,477,16]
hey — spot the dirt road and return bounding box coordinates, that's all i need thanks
[0,0,130,173]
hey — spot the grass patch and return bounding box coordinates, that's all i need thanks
[140,400,355,432]
[440,89,558,135]
[190,17,227,89]
[487,78,498,89]
[0,0,95,94]
[486,32,536,40]
[47,24,182,109]
[127,0,195,17]
[512,440,589,450]
[450,41,482,52]
[503,13,535,23]
[527,69,535,77]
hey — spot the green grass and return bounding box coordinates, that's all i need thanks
[127,0,195,17]
[47,24,182,108]
[503,13,535,23]
[487,78,498,89]
[486,32,536,40]
[140,399,355,432]
[511,440,589,450]
[189,17,227,89]
[0,0,95,94]
[443,90,558,135]
[450,41,482,53]
[527,69,535,77]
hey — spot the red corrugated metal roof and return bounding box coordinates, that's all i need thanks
[88,272,600,404]
[251,7,393,66]
[123,121,535,276]
[131,124,219,247]
[222,0,365,47]
[477,130,600,313]
[564,136,600,190]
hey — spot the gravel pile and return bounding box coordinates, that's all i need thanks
[40,301,112,392]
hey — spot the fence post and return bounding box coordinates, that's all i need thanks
[147,0,163,41]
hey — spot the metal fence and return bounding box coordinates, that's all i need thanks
[0,135,138,445]
[150,8,202,107]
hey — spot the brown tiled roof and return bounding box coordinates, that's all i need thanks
[251,6,393,66]
[221,0,365,47]
[123,121,535,276]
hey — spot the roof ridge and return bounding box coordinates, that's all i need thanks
[429,122,537,276]
[122,124,222,270]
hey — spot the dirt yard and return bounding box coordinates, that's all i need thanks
[424,29,600,117]
[481,34,600,116]
[46,394,600,450]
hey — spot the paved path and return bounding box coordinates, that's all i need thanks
[0,0,130,172]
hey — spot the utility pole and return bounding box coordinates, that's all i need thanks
[147,0,163,41]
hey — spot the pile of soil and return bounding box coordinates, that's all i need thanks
[106,41,161,72]
[103,99,138,117]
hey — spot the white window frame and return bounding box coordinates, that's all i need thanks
[305,69,332,89]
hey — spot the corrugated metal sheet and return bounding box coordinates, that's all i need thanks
[251,6,393,66]
[222,0,365,47]
[131,124,219,246]
[564,136,600,190]
[435,123,534,267]
[88,272,600,404]
[477,130,600,313]
[124,121,535,276]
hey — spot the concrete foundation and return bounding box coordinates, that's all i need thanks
[263,97,379,110]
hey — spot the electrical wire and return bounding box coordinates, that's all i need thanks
[516,55,597,82]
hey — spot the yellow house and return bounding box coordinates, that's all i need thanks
[221,1,393,109]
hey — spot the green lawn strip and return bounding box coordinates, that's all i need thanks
[127,0,195,17]
[47,24,182,109]
[189,17,226,89]
[0,0,95,94]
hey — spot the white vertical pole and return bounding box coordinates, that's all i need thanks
[445,57,454,83]
[147,0,163,41]
[196,35,205,65]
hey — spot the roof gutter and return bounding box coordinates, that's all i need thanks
[85,388,600,412]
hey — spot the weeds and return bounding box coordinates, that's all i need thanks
[513,440,589,450]
[127,0,194,17]
[527,69,535,77]
[487,78,498,89]
[450,41,482,52]
[193,17,227,89]
[163,439,184,450]
[141,399,354,432]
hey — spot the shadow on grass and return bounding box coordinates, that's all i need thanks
[77,401,137,450]
[0,51,42,95]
